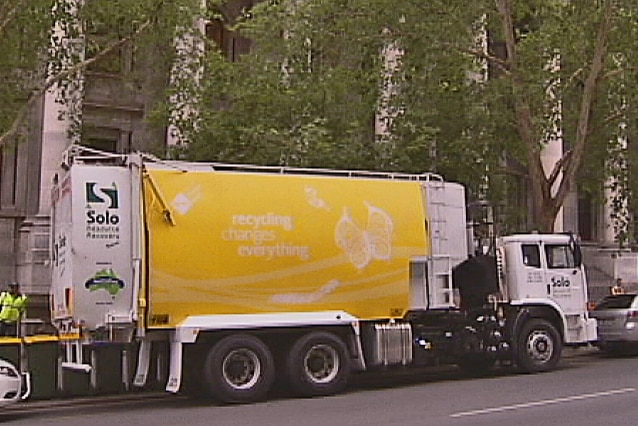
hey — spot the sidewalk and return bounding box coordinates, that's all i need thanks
[563,344,598,357]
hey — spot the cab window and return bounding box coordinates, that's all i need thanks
[545,244,575,269]
[521,244,541,268]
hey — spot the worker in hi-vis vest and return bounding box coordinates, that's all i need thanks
[0,282,27,337]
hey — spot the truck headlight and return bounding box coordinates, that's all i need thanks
[0,365,18,378]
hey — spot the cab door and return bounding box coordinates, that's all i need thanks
[542,243,587,315]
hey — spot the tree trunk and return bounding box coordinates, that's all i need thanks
[496,0,613,234]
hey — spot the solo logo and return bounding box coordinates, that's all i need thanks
[86,182,120,225]
[551,276,571,287]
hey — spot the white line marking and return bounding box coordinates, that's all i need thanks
[450,387,636,418]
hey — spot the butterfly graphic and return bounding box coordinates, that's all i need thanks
[334,203,393,270]
[305,186,331,211]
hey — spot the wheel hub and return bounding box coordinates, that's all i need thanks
[526,330,553,363]
[222,348,261,390]
[304,344,339,384]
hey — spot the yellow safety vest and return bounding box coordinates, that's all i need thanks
[0,292,27,322]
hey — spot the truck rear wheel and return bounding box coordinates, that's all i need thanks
[516,319,562,373]
[285,331,351,397]
[203,334,275,403]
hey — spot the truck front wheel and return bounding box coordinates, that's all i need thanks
[203,334,275,403]
[285,331,351,397]
[516,319,562,373]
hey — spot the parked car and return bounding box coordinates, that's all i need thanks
[590,293,638,354]
[0,358,23,407]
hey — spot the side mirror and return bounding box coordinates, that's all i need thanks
[569,234,582,267]
[573,245,582,267]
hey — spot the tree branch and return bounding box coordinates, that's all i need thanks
[602,65,638,80]
[454,45,510,75]
[547,149,572,188]
[553,1,613,207]
[0,0,27,36]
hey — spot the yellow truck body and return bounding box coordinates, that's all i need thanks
[144,168,430,327]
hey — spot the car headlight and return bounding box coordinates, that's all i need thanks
[0,365,18,378]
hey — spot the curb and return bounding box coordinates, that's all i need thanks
[2,391,171,414]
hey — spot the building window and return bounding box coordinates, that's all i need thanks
[205,19,251,61]
[83,127,131,153]
[85,21,135,75]
[85,138,118,153]
[0,143,20,211]
[578,194,595,242]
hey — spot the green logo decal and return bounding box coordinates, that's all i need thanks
[85,268,125,296]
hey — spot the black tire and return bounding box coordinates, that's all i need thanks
[203,334,275,403]
[516,319,562,373]
[285,331,351,397]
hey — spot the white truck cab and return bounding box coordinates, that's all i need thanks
[498,234,597,345]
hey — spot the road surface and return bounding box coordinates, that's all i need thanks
[2,350,637,426]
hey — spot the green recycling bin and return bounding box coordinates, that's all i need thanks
[59,343,91,397]
[92,343,126,395]
[23,335,59,400]
[0,337,20,367]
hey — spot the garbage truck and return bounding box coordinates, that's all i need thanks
[49,145,597,403]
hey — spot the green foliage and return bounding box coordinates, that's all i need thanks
[162,0,638,237]
[176,0,389,169]
[0,0,56,138]
[171,0,511,210]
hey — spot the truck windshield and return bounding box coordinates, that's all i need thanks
[545,245,575,269]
